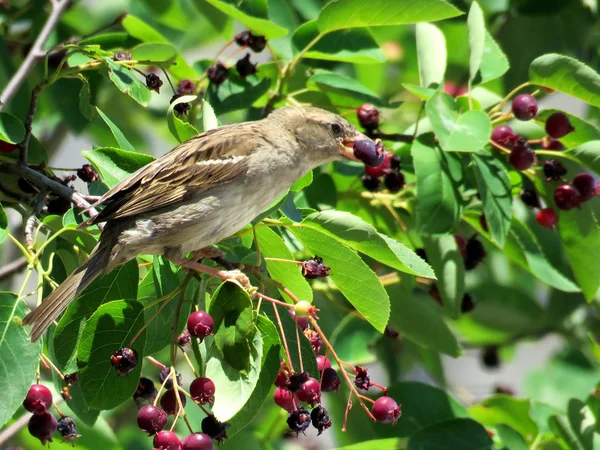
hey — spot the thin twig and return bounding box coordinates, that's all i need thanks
[0,256,28,281]
[0,0,73,110]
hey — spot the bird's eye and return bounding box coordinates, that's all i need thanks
[331,123,342,135]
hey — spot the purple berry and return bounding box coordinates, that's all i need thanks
[354,366,370,391]
[372,396,401,424]
[301,256,330,279]
[201,414,229,444]
[182,432,213,450]
[287,408,311,434]
[554,184,581,210]
[543,137,565,150]
[384,171,405,192]
[236,53,257,77]
[520,189,540,208]
[311,406,332,435]
[354,140,384,167]
[160,388,186,415]
[543,159,567,181]
[133,377,157,408]
[190,377,215,404]
[274,387,295,411]
[572,173,596,202]
[545,112,574,138]
[512,94,538,121]
[28,412,58,445]
[287,309,309,330]
[146,73,163,93]
[491,125,514,144]
[23,384,53,415]
[320,368,341,392]
[357,104,380,129]
[287,372,309,393]
[177,79,196,95]
[296,377,321,406]
[57,416,79,443]
[187,311,214,340]
[362,174,381,192]
[153,430,182,450]
[509,144,535,171]
[316,355,331,372]
[465,238,486,271]
[110,347,138,375]
[137,405,168,435]
[207,62,228,86]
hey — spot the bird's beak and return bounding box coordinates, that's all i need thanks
[339,131,372,161]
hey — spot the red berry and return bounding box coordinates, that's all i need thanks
[287,309,309,330]
[509,144,535,171]
[371,396,401,424]
[554,184,580,210]
[190,377,215,404]
[160,388,186,415]
[274,370,288,388]
[23,384,53,415]
[187,311,214,340]
[274,387,295,411]
[545,112,574,138]
[0,140,17,153]
[384,171,405,192]
[177,329,191,347]
[28,412,58,445]
[572,173,597,202]
[153,430,182,450]
[536,208,557,228]
[182,432,213,450]
[177,79,196,95]
[512,94,538,121]
[354,139,384,167]
[365,152,393,177]
[491,125,514,144]
[542,137,565,150]
[110,347,138,375]
[320,368,341,392]
[137,405,168,435]
[316,355,331,372]
[296,377,321,406]
[357,104,380,129]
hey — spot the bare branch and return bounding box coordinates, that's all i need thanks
[0,257,28,282]
[0,0,73,111]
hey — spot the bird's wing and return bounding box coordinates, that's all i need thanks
[80,122,265,226]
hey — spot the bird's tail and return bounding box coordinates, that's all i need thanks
[23,242,111,342]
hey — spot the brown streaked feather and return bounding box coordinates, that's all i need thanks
[79,123,265,227]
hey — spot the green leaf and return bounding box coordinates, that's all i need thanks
[335,439,406,450]
[82,147,154,188]
[549,415,588,450]
[96,108,135,152]
[467,1,485,84]
[567,398,598,450]
[292,21,386,64]
[422,235,464,319]
[298,210,435,278]
[209,282,255,372]
[469,395,538,442]
[205,324,262,422]
[0,203,7,246]
[478,31,510,84]
[407,418,494,450]
[121,15,198,79]
[567,140,600,174]
[255,226,313,303]
[0,111,25,144]
[54,261,139,371]
[0,293,42,428]
[536,110,600,149]
[79,78,95,121]
[472,152,513,246]
[306,70,385,107]
[557,204,600,301]
[130,42,177,63]
[426,91,491,152]
[203,0,288,39]
[316,0,462,33]
[102,58,152,107]
[167,95,199,143]
[290,170,313,192]
[77,300,146,410]
[416,23,446,88]
[202,99,220,131]
[289,226,390,333]
[206,74,271,115]
[387,285,461,357]
[530,54,600,107]
[412,134,462,235]
[496,425,529,450]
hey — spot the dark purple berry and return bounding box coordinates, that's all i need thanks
[316,355,331,372]
[187,311,214,340]
[57,416,79,442]
[384,171,405,192]
[479,214,489,232]
[572,173,597,202]
[365,151,393,177]
[170,94,191,117]
[384,326,400,339]
[362,174,381,192]
[236,53,257,77]
[465,239,486,270]
[76,164,99,183]
[133,377,157,408]
[461,294,475,313]
[182,432,213,450]
[137,405,168,435]
[18,177,37,194]
[28,412,58,445]
[207,62,228,86]
[248,35,267,52]
[320,368,341,392]
[304,329,322,354]
[177,79,196,95]
[536,208,557,228]
[64,372,78,385]
[160,388,186,415]
[311,406,332,435]
[177,329,191,348]
[110,347,138,375]
[357,104,380,129]
[287,408,311,434]
[354,139,384,167]
[482,346,500,368]
[543,137,565,150]
[274,387,295,411]
[371,396,401,424]
[354,366,370,391]
[287,309,309,330]
[509,144,535,171]
[296,377,321,406]
[554,184,581,210]
[520,189,540,208]
[545,112,574,138]
[47,196,71,215]
[512,94,538,121]
[159,368,182,390]
[491,125,514,144]
[287,372,309,393]
[113,51,132,61]
[302,256,330,279]
[390,155,401,170]
[234,30,253,47]
[201,414,229,444]
[190,377,215,404]
[24,384,53,415]
[146,73,163,93]
[543,159,567,181]
[153,430,182,450]
[415,248,427,262]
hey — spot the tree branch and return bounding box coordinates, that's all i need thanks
[0,0,73,111]
[0,256,28,282]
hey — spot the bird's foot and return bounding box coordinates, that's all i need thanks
[191,247,227,261]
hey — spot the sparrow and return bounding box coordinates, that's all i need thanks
[23,106,372,341]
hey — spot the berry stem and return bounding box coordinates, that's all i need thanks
[270,302,295,373]
[256,292,294,308]
[40,353,64,380]
[264,257,303,266]
[295,321,304,374]
[342,391,353,432]
[534,149,581,164]
[489,81,532,114]
[489,140,512,155]
[181,351,199,378]
[146,356,166,370]
[172,372,194,434]
[153,366,174,407]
